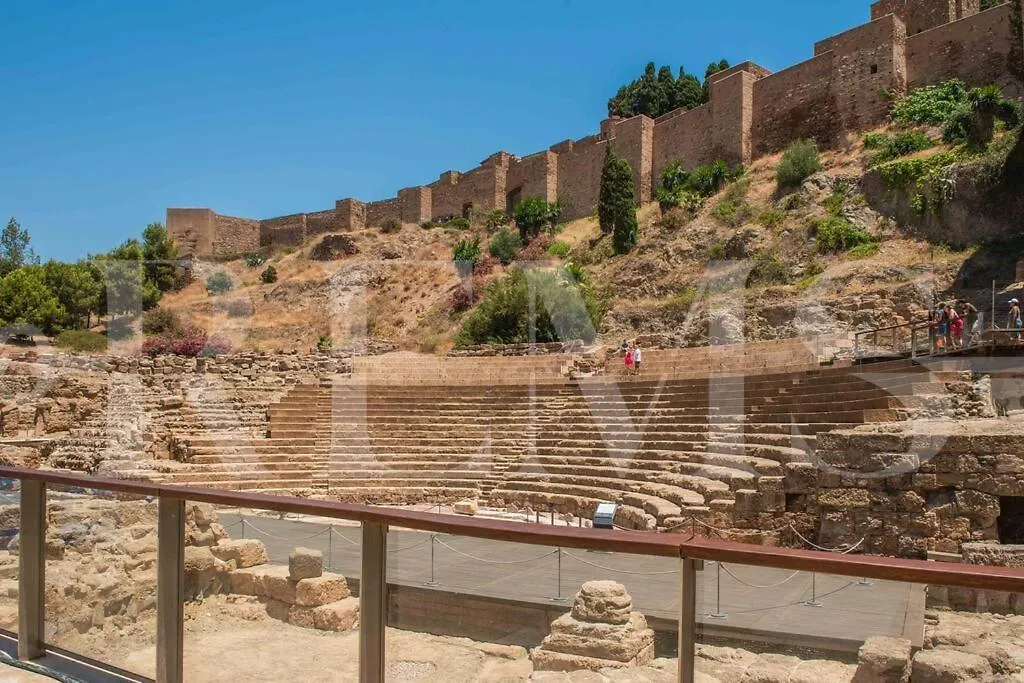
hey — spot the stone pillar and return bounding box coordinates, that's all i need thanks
[335,199,366,232]
[398,186,432,225]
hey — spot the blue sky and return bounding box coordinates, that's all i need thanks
[1,1,866,261]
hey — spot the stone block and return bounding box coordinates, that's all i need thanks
[853,636,911,683]
[294,574,350,607]
[263,598,290,622]
[570,581,632,625]
[911,649,991,683]
[312,597,360,632]
[287,604,315,628]
[288,547,323,581]
[211,539,268,569]
[453,499,478,515]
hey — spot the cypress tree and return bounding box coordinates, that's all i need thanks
[598,146,639,254]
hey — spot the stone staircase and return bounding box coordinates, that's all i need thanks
[156,352,940,530]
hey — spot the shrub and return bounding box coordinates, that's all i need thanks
[380,218,401,234]
[514,197,561,241]
[707,239,727,261]
[485,210,511,230]
[518,235,553,262]
[420,221,440,230]
[746,253,792,287]
[55,330,107,352]
[221,299,253,318]
[547,241,571,258]
[712,199,754,228]
[814,217,874,253]
[245,253,267,268]
[563,262,588,286]
[453,237,481,277]
[864,130,935,164]
[455,268,602,346]
[757,208,786,230]
[892,80,971,126]
[205,271,232,296]
[849,242,881,259]
[316,335,332,352]
[684,160,734,197]
[662,288,697,322]
[141,308,180,336]
[169,326,208,357]
[450,282,481,312]
[447,217,471,231]
[141,336,170,357]
[776,140,822,188]
[260,265,278,284]
[489,228,523,265]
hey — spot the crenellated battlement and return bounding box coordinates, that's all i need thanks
[168,0,1022,257]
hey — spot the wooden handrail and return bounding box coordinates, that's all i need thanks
[2,465,1024,592]
[679,535,1024,593]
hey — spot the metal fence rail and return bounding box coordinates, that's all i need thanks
[0,465,1023,683]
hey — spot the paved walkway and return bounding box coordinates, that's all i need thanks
[221,512,924,649]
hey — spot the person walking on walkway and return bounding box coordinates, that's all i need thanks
[947,304,963,349]
[1009,299,1022,341]
[960,300,979,345]
[632,344,643,375]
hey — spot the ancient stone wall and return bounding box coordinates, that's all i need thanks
[259,214,306,248]
[212,213,260,256]
[907,3,1020,97]
[505,151,558,211]
[168,0,1021,256]
[552,135,608,220]
[305,209,342,238]
[365,197,401,228]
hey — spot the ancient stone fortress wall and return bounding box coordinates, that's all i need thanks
[168,0,1022,256]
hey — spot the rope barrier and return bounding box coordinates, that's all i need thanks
[386,537,432,554]
[242,520,330,542]
[719,562,802,589]
[433,538,558,565]
[330,527,362,546]
[789,525,865,554]
[562,550,678,576]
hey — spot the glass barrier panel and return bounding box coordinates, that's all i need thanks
[0,480,19,636]
[42,484,156,678]
[386,526,679,680]
[181,503,361,681]
[692,562,1023,681]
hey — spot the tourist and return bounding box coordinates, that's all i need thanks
[928,308,939,354]
[1009,299,1022,341]
[935,305,947,351]
[624,346,634,375]
[632,344,642,375]
[959,300,979,345]
[947,304,963,349]
[619,339,629,354]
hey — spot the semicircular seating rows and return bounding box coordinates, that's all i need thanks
[153,340,943,530]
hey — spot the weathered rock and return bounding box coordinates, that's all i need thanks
[853,636,912,683]
[293,574,350,607]
[312,597,360,632]
[911,649,991,682]
[532,582,654,672]
[211,539,268,569]
[288,547,323,581]
[453,499,479,516]
[183,546,231,599]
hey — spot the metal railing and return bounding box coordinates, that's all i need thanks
[855,317,999,359]
[1,465,1023,683]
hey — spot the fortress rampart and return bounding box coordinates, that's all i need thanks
[169,0,1022,257]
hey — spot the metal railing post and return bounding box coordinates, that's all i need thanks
[360,522,388,683]
[18,479,45,661]
[678,556,701,683]
[156,496,185,683]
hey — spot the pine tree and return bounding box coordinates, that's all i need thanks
[0,218,37,277]
[598,146,639,254]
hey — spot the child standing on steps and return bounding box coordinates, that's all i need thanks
[624,346,634,375]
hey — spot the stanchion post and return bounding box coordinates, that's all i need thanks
[424,534,438,587]
[708,561,727,619]
[550,548,568,602]
[18,479,45,661]
[240,518,246,539]
[327,524,333,571]
[803,572,823,607]
[360,521,388,683]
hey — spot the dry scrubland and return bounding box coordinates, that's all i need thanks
[157,139,980,355]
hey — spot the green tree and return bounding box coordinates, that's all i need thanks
[703,59,731,99]
[0,218,37,277]
[0,266,63,334]
[141,222,182,293]
[93,239,160,317]
[598,146,639,254]
[42,261,102,330]
[607,61,716,118]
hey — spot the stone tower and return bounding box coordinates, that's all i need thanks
[870,0,981,35]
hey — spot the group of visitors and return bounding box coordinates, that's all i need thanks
[619,340,643,375]
[929,300,977,351]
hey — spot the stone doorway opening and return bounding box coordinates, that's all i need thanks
[998,496,1024,544]
[506,187,523,215]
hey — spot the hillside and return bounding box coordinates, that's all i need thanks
[155,129,1015,356]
